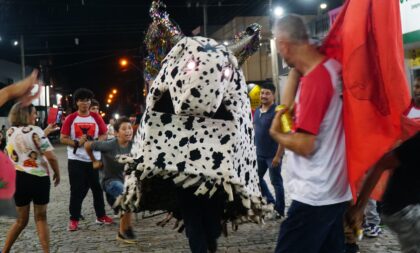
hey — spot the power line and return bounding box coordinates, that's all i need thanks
[46,47,140,69]
[25,48,140,57]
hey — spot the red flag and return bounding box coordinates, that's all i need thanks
[0,152,16,200]
[321,0,411,199]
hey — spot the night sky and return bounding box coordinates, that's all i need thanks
[0,0,344,115]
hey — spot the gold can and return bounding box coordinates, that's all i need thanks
[275,104,293,133]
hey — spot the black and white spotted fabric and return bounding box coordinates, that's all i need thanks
[119,36,270,223]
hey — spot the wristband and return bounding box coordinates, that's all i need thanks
[74,140,79,148]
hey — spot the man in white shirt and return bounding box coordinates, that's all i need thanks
[270,15,352,253]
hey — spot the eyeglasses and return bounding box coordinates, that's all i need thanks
[77,99,91,103]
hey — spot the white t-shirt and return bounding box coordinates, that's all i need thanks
[285,58,352,206]
[6,125,54,177]
[406,102,420,119]
[61,112,107,162]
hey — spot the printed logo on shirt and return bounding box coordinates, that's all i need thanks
[74,123,96,139]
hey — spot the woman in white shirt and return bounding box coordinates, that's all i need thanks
[2,103,60,253]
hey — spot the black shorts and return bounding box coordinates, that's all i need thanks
[14,170,51,207]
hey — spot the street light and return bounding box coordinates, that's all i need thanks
[13,40,19,46]
[107,99,112,103]
[106,104,109,108]
[273,6,284,17]
[109,94,113,98]
[114,113,120,120]
[320,3,327,9]
[112,89,117,94]
[119,58,128,67]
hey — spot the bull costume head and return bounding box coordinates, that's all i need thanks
[119,0,270,224]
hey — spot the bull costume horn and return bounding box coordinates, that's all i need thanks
[143,0,184,82]
[227,23,262,66]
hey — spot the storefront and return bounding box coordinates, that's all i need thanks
[400,0,420,91]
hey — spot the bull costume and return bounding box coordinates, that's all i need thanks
[118,1,271,252]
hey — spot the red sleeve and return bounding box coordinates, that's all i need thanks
[60,112,77,136]
[294,67,333,135]
[91,112,107,135]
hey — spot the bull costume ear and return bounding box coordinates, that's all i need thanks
[227,23,262,66]
[144,0,185,82]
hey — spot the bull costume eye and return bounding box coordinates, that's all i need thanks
[223,68,231,78]
[186,60,196,70]
[221,65,233,82]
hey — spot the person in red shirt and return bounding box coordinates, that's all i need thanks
[60,88,113,231]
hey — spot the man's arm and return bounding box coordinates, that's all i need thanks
[281,68,301,109]
[346,152,400,227]
[270,109,316,157]
[97,134,107,141]
[84,141,97,162]
[85,140,113,168]
[272,144,284,167]
[60,134,78,148]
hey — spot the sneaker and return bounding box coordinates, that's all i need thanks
[364,223,382,237]
[345,243,360,253]
[68,220,79,231]
[96,215,113,225]
[116,230,136,244]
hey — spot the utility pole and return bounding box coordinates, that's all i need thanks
[202,0,208,37]
[20,35,25,79]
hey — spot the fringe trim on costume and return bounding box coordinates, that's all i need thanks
[116,155,272,225]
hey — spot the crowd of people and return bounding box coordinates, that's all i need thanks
[0,14,419,253]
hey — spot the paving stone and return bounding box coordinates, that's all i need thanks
[0,145,402,252]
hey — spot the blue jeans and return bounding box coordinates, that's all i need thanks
[103,180,124,201]
[275,200,348,253]
[364,198,381,226]
[257,156,285,216]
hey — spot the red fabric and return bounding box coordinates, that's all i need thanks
[0,152,16,199]
[320,0,411,200]
[295,63,333,135]
[47,108,58,125]
[60,112,78,136]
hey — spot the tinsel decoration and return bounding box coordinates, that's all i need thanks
[143,0,184,82]
[229,23,262,66]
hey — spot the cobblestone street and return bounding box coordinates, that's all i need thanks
[0,145,402,253]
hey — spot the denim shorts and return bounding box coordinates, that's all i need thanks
[103,180,124,199]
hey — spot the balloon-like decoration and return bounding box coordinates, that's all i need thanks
[143,0,184,82]
[247,83,261,110]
